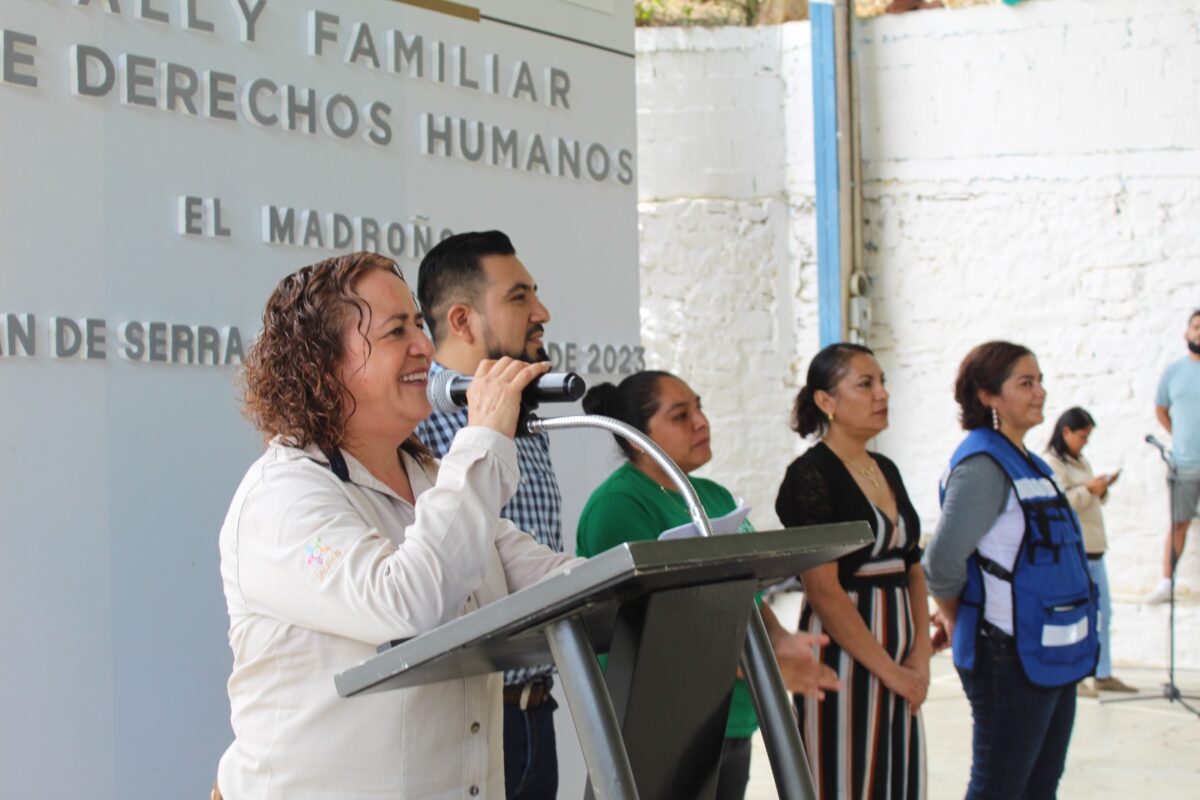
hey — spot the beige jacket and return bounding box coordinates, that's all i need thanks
[217,427,580,799]
[1044,451,1108,555]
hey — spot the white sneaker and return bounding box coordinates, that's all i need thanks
[1144,578,1173,605]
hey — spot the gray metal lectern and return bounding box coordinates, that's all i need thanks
[336,522,871,800]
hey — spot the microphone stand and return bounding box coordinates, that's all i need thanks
[1103,438,1199,716]
[524,411,819,800]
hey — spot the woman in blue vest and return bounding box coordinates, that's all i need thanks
[924,341,1098,800]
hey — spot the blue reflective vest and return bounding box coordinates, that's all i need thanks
[940,429,1099,688]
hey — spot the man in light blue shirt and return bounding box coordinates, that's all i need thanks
[1146,309,1200,603]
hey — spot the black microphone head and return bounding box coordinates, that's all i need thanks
[561,373,586,401]
[427,368,465,415]
[521,372,585,410]
[523,372,586,404]
[1145,434,1171,454]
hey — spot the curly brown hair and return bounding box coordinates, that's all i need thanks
[242,252,432,464]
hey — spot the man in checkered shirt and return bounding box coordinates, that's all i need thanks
[415,230,563,800]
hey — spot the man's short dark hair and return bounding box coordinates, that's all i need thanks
[417,230,515,343]
[1190,308,1200,324]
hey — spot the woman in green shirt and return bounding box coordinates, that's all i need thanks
[577,370,836,800]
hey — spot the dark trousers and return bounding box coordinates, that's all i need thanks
[714,736,753,800]
[503,696,559,800]
[957,634,1077,800]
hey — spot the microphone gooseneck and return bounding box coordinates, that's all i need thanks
[525,414,713,538]
[1145,433,1176,472]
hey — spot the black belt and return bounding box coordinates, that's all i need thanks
[1087,552,1104,561]
[980,620,1014,643]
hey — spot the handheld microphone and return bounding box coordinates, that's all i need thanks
[427,367,586,414]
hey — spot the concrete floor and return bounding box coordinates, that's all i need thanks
[745,655,1200,799]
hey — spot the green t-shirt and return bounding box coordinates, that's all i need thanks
[576,461,759,739]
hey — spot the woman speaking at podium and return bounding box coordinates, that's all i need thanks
[214,253,578,799]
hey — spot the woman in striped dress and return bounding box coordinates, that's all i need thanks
[776,343,930,799]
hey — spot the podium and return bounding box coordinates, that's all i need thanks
[336,522,871,800]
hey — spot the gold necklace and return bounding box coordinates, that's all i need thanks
[847,457,882,490]
[825,441,882,490]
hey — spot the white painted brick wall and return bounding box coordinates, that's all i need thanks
[637,23,819,530]
[636,0,1200,668]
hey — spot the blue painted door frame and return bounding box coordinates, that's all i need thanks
[811,0,845,348]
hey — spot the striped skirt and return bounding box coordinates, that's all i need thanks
[795,565,927,799]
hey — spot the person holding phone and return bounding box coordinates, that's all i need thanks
[1044,407,1137,696]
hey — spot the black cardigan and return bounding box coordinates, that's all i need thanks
[775,441,921,587]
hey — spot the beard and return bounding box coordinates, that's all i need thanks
[484,325,549,363]
[1189,340,1200,355]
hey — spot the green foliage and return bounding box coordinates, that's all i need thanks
[635,0,666,25]
[635,0,764,27]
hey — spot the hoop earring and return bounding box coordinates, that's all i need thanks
[991,407,1000,431]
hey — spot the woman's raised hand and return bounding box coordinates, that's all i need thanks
[465,358,552,438]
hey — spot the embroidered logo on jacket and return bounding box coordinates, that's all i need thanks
[305,537,343,581]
